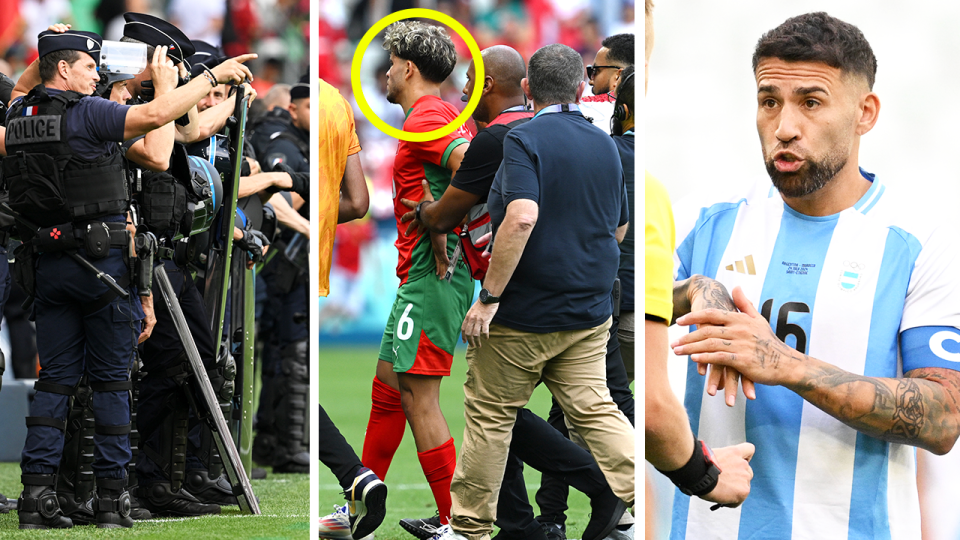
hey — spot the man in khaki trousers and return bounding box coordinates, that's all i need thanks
[432,43,635,540]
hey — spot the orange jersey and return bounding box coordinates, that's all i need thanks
[317,78,361,296]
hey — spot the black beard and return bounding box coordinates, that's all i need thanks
[765,153,847,198]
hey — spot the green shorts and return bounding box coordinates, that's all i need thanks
[378,269,474,376]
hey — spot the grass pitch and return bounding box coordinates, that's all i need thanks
[319,346,594,540]
[0,463,308,538]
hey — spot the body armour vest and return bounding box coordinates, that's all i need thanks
[2,85,128,227]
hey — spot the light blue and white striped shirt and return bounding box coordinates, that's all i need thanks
[672,170,960,540]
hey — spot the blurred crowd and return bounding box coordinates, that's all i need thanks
[318,0,635,338]
[0,0,308,97]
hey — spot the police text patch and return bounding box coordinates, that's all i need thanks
[5,115,61,145]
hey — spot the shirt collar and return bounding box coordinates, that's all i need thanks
[533,103,580,119]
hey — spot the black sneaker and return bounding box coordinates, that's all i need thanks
[582,491,627,540]
[399,513,442,539]
[138,482,221,517]
[346,467,387,539]
[540,522,566,540]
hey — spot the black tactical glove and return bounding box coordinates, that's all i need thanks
[235,229,269,264]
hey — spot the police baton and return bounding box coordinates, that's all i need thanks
[0,203,129,300]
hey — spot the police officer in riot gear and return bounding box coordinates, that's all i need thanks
[118,20,259,515]
[6,28,254,529]
[253,74,309,474]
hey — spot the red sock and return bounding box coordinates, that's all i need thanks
[418,437,457,525]
[361,376,406,481]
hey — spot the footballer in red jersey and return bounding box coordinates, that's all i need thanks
[358,20,472,530]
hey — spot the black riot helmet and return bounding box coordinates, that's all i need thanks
[180,155,224,237]
[96,71,135,99]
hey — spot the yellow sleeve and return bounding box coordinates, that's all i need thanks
[644,172,675,321]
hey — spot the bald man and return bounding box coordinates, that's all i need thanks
[400,45,531,235]
[397,45,624,540]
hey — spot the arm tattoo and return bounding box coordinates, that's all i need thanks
[789,364,960,453]
[672,275,735,324]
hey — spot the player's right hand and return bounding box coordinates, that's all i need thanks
[211,54,257,85]
[701,442,754,507]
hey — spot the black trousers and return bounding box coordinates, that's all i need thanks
[318,404,362,491]
[494,408,612,539]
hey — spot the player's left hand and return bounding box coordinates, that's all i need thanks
[462,300,498,348]
[672,286,805,387]
[430,231,450,277]
[400,179,434,237]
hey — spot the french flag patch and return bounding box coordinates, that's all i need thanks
[23,106,38,116]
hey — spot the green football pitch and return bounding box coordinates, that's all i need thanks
[319,346,595,540]
[0,463,309,538]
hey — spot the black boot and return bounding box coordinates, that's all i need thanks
[184,469,238,506]
[138,482,221,516]
[129,490,152,520]
[18,474,73,529]
[94,477,133,528]
[56,493,95,525]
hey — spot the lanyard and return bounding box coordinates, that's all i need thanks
[533,103,580,119]
[499,105,527,114]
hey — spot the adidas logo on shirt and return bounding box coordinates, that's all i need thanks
[724,255,756,275]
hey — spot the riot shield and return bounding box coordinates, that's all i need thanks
[204,89,250,359]
[155,264,260,515]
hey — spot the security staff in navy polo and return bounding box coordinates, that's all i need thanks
[4,29,255,529]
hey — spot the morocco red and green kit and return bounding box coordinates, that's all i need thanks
[378,95,474,375]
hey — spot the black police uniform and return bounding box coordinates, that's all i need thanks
[5,30,142,529]
[116,17,235,516]
[252,76,309,473]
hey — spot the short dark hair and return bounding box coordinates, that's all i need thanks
[616,65,635,120]
[382,20,457,84]
[527,44,584,105]
[752,12,877,89]
[39,50,82,82]
[602,34,634,67]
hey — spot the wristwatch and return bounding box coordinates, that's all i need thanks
[679,441,722,497]
[478,288,500,305]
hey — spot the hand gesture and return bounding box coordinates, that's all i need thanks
[686,278,757,406]
[211,53,257,85]
[47,23,71,33]
[673,286,804,387]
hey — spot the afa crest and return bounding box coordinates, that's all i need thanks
[839,261,864,292]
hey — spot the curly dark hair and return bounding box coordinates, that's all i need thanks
[752,12,877,89]
[382,20,457,84]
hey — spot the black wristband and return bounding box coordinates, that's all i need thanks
[415,201,427,222]
[289,172,308,198]
[656,437,721,497]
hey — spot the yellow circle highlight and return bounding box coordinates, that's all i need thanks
[350,9,484,142]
